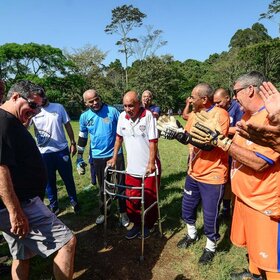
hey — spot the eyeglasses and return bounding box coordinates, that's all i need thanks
[233,85,258,97]
[20,95,42,110]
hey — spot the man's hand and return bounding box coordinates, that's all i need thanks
[190,111,232,151]
[76,158,87,175]
[10,208,29,239]
[107,158,116,168]
[157,115,184,139]
[237,119,280,153]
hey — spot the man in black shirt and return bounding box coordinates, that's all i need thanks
[0,80,76,279]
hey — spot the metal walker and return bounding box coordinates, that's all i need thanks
[103,165,162,261]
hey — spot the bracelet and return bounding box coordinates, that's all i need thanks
[71,141,76,145]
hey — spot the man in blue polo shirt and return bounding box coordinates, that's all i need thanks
[76,89,129,227]
[213,88,243,219]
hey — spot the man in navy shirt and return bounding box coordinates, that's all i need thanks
[213,88,243,219]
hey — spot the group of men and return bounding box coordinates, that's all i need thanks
[163,72,280,280]
[0,80,161,279]
[0,72,280,279]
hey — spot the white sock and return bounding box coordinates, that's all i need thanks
[205,238,216,252]
[186,224,197,239]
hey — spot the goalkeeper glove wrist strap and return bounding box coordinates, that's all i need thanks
[217,136,232,151]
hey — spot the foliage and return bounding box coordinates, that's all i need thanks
[229,23,272,49]
[0,43,68,80]
[105,4,146,86]
[132,25,167,60]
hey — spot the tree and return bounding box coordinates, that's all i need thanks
[0,43,69,81]
[259,0,280,37]
[229,23,271,49]
[105,4,146,87]
[132,25,167,60]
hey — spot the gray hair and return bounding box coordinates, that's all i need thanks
[7,80,45,99]
[235,71,267,89]
[196,83,214,102]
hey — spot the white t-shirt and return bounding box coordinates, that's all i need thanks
[31,103,70,154]
[117,109,158,176]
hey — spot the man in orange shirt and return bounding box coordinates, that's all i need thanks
[191,72,280,280]
[161,83,229,264]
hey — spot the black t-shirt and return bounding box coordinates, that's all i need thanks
[0,109,47,208]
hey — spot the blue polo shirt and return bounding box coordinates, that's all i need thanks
[79,104,122,158]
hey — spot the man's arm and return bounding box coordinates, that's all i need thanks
[182,97,191,121]
[107,135,123,167]
[0,165,29,238]
[147,141,157,175]
[228,143,271,171]
[64,121,77,156]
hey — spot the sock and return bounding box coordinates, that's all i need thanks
[186,224,197,239]
[205,238,216,252]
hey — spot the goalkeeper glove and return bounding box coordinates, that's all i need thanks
[76,157,87,175]
[190,111,232,151]
[157,115,185,137]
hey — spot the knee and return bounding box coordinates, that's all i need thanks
[63,235,77,252]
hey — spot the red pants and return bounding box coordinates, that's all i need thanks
[125,173,160,229]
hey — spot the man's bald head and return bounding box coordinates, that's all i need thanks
[123,91,141,120]
[83,89,102,111]
[213,88,231,109]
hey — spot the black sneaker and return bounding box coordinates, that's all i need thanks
[230,270,263,280]
[177,234,198,249]
[71,201,81,214]
[198,248,215,265]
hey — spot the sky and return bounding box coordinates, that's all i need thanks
[0,0,278,66]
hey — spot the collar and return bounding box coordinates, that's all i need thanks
[125,107,146,120]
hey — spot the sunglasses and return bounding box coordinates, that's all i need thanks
[20,95,42,110]
[233,85,258,97]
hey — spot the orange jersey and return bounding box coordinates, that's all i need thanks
[231,109,280,218]
[185,106,230,184]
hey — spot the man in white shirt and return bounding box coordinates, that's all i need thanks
[108,91,161,239]
[31,97,80,214]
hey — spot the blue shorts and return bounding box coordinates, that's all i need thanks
[0,196,73,260]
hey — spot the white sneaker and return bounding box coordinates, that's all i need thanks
[120,212,130,227]
[96,214,105,225]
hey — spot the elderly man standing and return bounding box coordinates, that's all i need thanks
[0,80,76,280]
[191,72,280,279]
[170,83,230,265]
[77,89,129,227]
[141,90,161,119]
[31,97,80,215]
[107,91,161,240]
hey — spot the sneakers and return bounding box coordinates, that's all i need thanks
[230,270,263,280]
[138,227,151,240]
[120,212,130,227]
[177,234,198,249]
[71,201,81,214]
[96,214,105,225]
[198,248,215,264]
[49,206,60,215]
[125,225,140,240]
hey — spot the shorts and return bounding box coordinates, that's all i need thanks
[231,197,280,272]
[0,196,74,260]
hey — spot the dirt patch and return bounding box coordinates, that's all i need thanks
[71,215,190,280]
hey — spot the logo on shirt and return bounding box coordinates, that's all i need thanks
[259,252,268,259]
[139,125,146,132]
[35,129,51,147]
[184,189,192,196]
[103,117,110,124]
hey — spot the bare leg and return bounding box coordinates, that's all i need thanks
[12,259,29,280]
[53,236,76,280]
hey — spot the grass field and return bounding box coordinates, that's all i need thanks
[0,117,248,279]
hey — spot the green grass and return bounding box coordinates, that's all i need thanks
[0,117,248,279]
